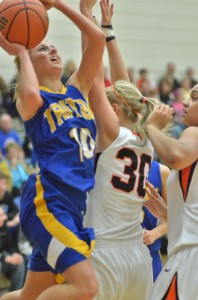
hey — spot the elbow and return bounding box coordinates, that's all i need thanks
[165,152,184,170]
[88,30,105,60]
[86,27,105,53]
[100,30,106,42]
[95,29,106,49]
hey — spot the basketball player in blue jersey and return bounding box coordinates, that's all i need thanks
[0,0,106,299]
[142,160,170,281]
[82,1,162,299]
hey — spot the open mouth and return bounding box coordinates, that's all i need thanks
[50,56,58,62]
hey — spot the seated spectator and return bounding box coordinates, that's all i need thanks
[0,113,22,156]
[0,143,31,197]
[0,153,12,193]
[163,62,180,92]
[169,89,186,139]
[61,59,77,85]
[185,67,197,88]
[0,207,26,292]
[179,77,191,101]
[136,68,156,97]
[172,90,185,123]
[7,143,31,196]
[0,172,19,224]
[158,76,175,105]
[1,73,20,119]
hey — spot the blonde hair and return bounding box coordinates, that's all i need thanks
[5,142,21,155]
[12,56,21,101]
[106,80,161,138]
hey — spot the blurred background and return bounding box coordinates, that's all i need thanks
[1,0,198,84]
[1,1,197,294]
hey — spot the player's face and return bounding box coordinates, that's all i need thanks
[29,41,62,78]
[182,84,198,126]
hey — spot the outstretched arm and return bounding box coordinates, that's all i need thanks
[100,0,130,83]
[81,0,119,151]
[146,104,198,169]
[69,0,105,98]
[42,0,105,98]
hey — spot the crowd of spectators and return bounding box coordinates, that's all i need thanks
[130,63,197,143]
[0,74,37,295]
[0,60,197,295]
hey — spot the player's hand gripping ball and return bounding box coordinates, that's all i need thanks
[0,0,49,49]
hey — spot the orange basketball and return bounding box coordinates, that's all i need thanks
[0,0,49,49]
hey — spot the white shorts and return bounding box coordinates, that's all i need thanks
[92,241,153,300]
[148,245,198,300]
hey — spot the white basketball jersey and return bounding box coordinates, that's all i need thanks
[84,127,153,243]
[167,160,198,256]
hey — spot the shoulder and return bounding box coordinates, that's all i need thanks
[159,163,171,176]
[186,126,198,132]
[178,126,198,154]
[181,126,198,137]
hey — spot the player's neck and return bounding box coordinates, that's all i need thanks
[120,119,135,131]
[39,79,63,93]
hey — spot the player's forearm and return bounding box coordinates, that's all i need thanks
[146,125,182,169]
[55,0,105,47]
[152,222,168,240]
[18,51,40,100]
[106,39,130,83]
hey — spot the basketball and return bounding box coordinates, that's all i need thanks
[0,0,49,49]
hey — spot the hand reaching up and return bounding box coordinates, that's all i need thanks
[100,0,114,26]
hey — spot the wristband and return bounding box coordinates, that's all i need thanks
[101,24,115,43]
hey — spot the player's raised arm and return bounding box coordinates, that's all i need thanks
[0,33,43,120]
[41,0,105,99]
[100,0,130,83]
[81,0,119,150]
[146,103,198,169]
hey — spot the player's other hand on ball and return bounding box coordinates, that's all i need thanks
[0,32,26,56]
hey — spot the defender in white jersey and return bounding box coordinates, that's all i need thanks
[83,1,161,299]
[84,127,154,300]
[86,127,153,242]
[145,83,198,300]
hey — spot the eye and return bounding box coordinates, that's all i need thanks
[38,46,48,52]
[191,95,198,102]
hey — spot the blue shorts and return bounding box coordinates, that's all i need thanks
[20,174,95,274]
[151,251,163,281]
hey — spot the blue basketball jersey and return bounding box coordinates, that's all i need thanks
[142,160,162,254]
[19,85,97,274]
[24,85,96,193]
